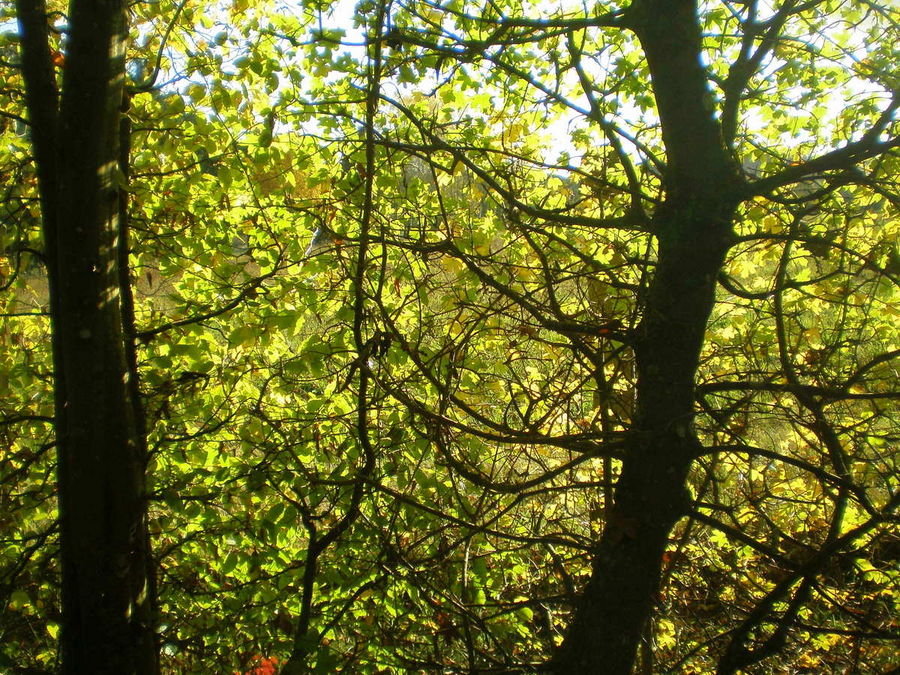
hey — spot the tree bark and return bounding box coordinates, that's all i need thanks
[553,1,742,672]
[16,1,158,672]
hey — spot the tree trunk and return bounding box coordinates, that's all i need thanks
[554,1,742,671]
[16,1,158,672]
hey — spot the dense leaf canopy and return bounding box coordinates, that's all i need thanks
[1,0,897,673]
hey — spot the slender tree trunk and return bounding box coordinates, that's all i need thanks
[16,1,158,672]
[554,1,742,672]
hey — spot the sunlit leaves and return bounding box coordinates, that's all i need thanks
[1,0,898,671]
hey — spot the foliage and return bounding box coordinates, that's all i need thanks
[0,0,898,672]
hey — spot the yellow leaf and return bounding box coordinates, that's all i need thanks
[187,84,206,102]
[505,123,524,144]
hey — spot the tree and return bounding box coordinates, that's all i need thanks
[12,0,156,671]
[1,0,897,673]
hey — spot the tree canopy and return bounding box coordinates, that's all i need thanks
[1,0,898,673]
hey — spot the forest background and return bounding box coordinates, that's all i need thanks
[0,0,898,673]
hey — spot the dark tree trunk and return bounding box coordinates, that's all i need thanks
[553,1,742,672]
[16,1,158,672]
